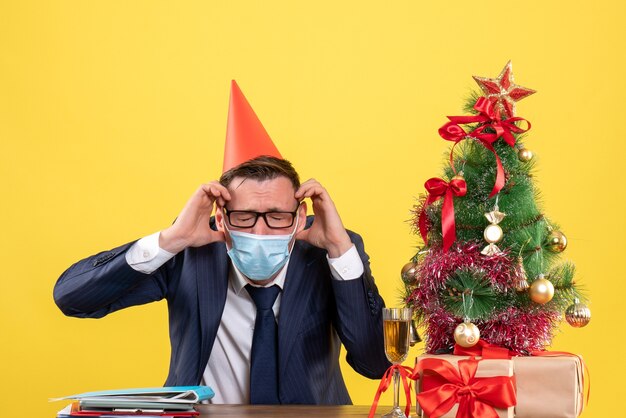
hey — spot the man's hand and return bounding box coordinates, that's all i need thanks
[295,179,353,258]
[159,182,231,253]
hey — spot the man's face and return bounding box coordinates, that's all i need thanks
[216,176,307,246]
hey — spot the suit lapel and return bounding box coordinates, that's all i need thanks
[196,243,229,383]
[278,242,317,375]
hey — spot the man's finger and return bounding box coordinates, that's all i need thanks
[201,183,232,201]
[296,179,322,198]
[296,185,327,200]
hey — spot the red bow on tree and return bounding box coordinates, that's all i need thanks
[438,97,531,197]
[418,177,467,252]
[415,357,517,418]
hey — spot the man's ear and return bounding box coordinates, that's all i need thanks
[297,201,308,233]
[215,207,225,232]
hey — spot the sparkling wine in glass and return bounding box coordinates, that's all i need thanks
[382,307,411,418]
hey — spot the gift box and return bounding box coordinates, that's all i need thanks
[513,355,584,418]
[414,353,585,418]
[415,354,515,418]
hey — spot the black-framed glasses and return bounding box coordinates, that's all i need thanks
[223,207,299,229]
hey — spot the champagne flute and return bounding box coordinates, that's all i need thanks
[382,307,411,418]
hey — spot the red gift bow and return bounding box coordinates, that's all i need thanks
[414,356,517,418]
[368,364,414,418]
[438,97,531,198]
[418,177,467,252]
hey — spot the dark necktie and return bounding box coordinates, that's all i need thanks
[245,284,281,404]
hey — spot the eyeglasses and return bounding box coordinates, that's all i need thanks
[223,207,299,229]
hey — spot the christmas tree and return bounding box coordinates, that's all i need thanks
[403,62,591,355]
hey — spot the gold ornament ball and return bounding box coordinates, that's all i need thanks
[565,300,591,328]
[518,148,534,162]
[453,321,480,348]
[484,224,503,244]
[401,262,418,281]
[451,174,465,182]
[546,230,568,253]
[529,277,555,304]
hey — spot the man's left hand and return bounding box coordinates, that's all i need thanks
[295,179,353,258]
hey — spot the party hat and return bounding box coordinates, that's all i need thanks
[222,80,282,172]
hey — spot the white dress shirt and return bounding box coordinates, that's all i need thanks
[126,231,364,404]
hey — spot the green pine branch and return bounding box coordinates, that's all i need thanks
[441,269,512,320]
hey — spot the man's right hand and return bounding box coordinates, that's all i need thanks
[159,182,231,254]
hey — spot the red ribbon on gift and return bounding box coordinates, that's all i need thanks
[453,340,590,409]
[438,97,531,198]
[453,340,516,359]
[368,364,414,418]
[418,177,467,252]
[414,357,517,418]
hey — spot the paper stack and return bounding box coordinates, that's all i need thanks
[53,386,214,417]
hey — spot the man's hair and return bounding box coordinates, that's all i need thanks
[219,155,300,190]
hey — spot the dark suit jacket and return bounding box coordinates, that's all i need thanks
[53,218,390,404]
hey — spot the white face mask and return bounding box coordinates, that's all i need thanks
[224,214,299,281]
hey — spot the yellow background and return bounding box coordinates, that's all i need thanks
[1,1,624,416]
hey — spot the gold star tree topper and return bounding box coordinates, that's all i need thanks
[472,61,536,118]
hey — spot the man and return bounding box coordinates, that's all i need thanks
[54,156,389,404]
